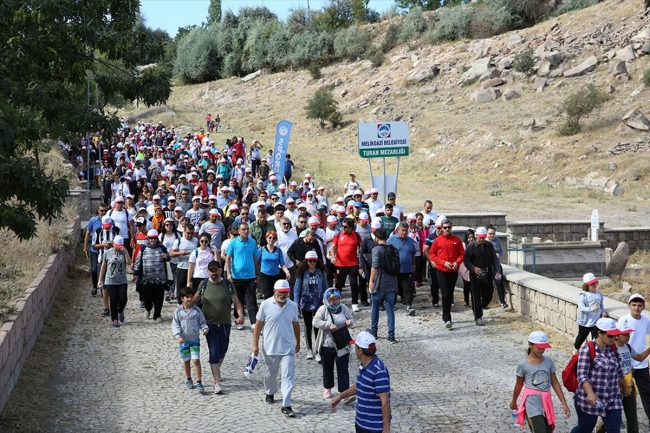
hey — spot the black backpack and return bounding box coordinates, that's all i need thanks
[198,277,234,310]
[381,244,401,276]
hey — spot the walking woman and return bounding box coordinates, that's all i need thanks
[571,318,630,433]
[187,233,218,292]
[259,230,291,299]
[160,218,180,302]
[313,288,354,400]
[459,229,475,307]
[133,229,170,322]
[573,272,608,354]
[293,250,328,360]
[511,331,571,432]
[98,235,132,327]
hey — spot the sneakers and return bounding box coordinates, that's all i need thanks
[306,349,314,360]
[145,310,151,319]
[281,406,295,418]
[315,353,321,364]
[265,394,274,404]
[236,324,244,330]
[91,287,97,296]
[118,313,124,323]
[343,396,356,405]
[155,318,162,323]
[573,348,579,355]
[406,306,416,316]
[214,382,222,395]
[475,318,483,326]
[387,336,397,344]
[361,300,370,307]
[165,295,171,302]
[365,328,378,338]
[185,379,195,389]
[323,388,332,399]
[464,302,470,307]
[500,303,508,308]
[196,382,205,393]
[111,320,119,327]
[139,301,145,308]
[445,321,453,329]
[351,304,360,313]
[432,303,440,309]
[101,309,110,317]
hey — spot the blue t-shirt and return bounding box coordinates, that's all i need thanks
[259,246,285,276]
[356,356,391,432]
[88,215,103,253]
[284,160,294,177]
[226,236,260,279]
[387,235,416,273]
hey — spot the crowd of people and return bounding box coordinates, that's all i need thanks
[79,120,650,432]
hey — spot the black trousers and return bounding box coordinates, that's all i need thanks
[462,279,471,305]
[428,265,441,306]
[251,159,261,178]
[634,367,650,423]
[436,270,458,323]
[232,278,257,325]
[260,272,282,299]
[301,309,318,350]
[573,325,598,350]
[142,282,165,320]
[470,276,493,320]
[414,255,425,283]
[397,273,414,306]
[321,346,350,393]
[336,266,363,304]
[494,277,506,304]
[105,283,127,321]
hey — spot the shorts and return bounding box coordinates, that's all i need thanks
[205,323,231,364]
[178,339,201,362]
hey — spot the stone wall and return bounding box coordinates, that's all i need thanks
[0,218,80,413]
[503,265,643,341]
[601,227,650,251]
[444,213,507,232]
[507,241,606,278]
[506,220,606,242]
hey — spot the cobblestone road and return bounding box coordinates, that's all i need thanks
[12,277,647,433]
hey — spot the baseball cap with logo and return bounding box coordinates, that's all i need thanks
[113,235,124,248]
[616,322,634,335]
[101,215,113,228]
[273,279,291,292]
[583,273,598,285]
[327,215,338,224]
[360,212,370,222]
[528,331,552,349]
[629,293,645,304]
[596,318,621,335]
[476,227,488,238]
[308,216,320,226]
[305,250,318,260]
[350,331,376,349]
[147,229,159,238]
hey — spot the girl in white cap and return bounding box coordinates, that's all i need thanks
[573,272,608,354]
[510,331,571,432]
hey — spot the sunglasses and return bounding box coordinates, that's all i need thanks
[342,225,351,229]
[442,226,452,230]
[165,223,173,226]
[241,213,249,215]
[282,223,290,226]
[307,259,317,263]
[98,209,107,213]
[184,232,194,235]
[298,221,307,224]
[267,237,277,241]
[200,240,209,244]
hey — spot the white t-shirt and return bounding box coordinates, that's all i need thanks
[618,314,650,368]
[108,208,130,239]
[189,248,215,279]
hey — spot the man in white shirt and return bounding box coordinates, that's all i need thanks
[618,293,650,422]
[386,192,404,222]
[344,172,361,194]
[422,200,439,227]
[365,188,384,219]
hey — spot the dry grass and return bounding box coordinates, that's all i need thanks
[0,148,78,322]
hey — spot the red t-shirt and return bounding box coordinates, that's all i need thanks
[333,231,361,267]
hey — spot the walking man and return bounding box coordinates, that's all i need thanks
[429,219,464,330]
[331,331,391,433]
[387,222,417,316]
[225,222,260,329]
[367,229,398,343]
[252,280,300,418]
[463,227,498,326]
[332,220,363,312]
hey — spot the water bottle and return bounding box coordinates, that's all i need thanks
[244,353,259,378]
[361,271,366,279]
[511,410,518,427]
[595,400,604,409]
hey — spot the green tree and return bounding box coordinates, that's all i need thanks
[395,0,442,12]
[352,0,369,22]
[557,84,609,136]
[0,0,172,240]
[314,0,354,29]
[207,0,222,25]
[305,87,341,127]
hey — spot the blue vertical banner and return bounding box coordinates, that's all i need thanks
[272,120,292,182]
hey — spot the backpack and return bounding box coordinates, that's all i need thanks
[562,341,621,393]
[381,244,401,276]
[198,277,234,310]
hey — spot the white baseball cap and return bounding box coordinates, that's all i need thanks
[528,331,552,349]
[351,331,376,349]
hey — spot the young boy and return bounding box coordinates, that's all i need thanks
[618,293,650,425]
[172,287,209,392]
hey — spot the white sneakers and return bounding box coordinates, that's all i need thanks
[406,306,416,316]
[214,382,222,395]
[352,304,360,313]
[307,349,314,360]
[236,324,244,330]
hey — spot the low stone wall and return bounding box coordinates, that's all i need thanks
[444,213,507,232]
[503,264,646,341]
[0,218,80,413]
[507,220,606,242]
[601,227,650,251]
[507,241,606,278]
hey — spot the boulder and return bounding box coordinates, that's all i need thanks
[405,64,440,84]
[611,60,628,76]
[241,69,261,83]
[564,56,598,77]
[538,59,552,77]
[334,78,343,86]
[479,68,500,82]
[630,85,645,97]
[470,88,501,104]
[534,76,547,92]
[544,52,565,66]
[501,88,520,101]
[508,33,523,48]
[604,181,623,196]
[616,45,636,62]
[460,57,492,83]
[479,78,504,89]
[606,242,629,276]
[498,56,515,70]
[642,42,650,54]
[548,68,564,78]
[622,108,650,131]
[632,27,650,41]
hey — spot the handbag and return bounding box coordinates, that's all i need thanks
[328,309,351,350]
[165,261,174,281]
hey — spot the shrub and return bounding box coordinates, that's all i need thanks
[399,7,428,45]
[305,86,340,127]
[644,68,650,87]
[288,31,334,68]
[556,84,609,136]
[334,25,370,61]
[307,62,322,79]
[513,48,535,75]
[265,26,291,70]
[173,28,221,83]
[487,0,547,25]
[366,48,385,67]
[553,0,598,16]
[461,76,479,87]
[381,23,401,52]
[221,45,243,78]
[469,5,519,39]
[427,6,474,42]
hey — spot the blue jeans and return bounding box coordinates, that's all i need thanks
[369,291,395,339]
[90,251,99,289]
[571,397,622,433]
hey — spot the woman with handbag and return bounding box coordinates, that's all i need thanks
[313,288,355,401]
[293,251,329,361]
[187,233,218,293]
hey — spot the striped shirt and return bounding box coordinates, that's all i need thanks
[575,341,624,416]
[355,356,391,433]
